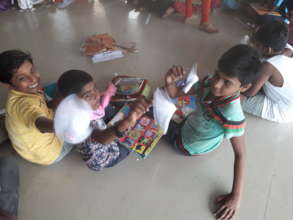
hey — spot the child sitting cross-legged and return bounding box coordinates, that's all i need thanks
[243,21,293,123]
[163,45,261,220]
[0,50,73,165]
[56,70,151,171]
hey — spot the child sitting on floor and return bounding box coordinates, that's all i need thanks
[57,70,150,171]
[163,0,219,33]
[163,45,261,220]
[243,21,293,123]
[0,50,72,165]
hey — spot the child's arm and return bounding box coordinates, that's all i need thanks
[214,135,246,220]
[100,83,117,110]
[165,65,196,98]
[91,97,151,144]
[35,117,54,133]
[242,62,275,97]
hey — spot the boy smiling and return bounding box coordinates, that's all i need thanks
[0,50,71,165]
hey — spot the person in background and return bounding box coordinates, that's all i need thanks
[185,0,218,33]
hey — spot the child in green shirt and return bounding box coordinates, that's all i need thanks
[164,45,261,220]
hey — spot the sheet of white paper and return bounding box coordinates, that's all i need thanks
[153,88,177,134]
[54,94,93,144]
[92,50,124,63]
[182,63,199,93]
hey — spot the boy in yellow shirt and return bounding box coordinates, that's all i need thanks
[0,50,72,165]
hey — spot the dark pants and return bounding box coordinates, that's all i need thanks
[165,120,181,145]
[106,143,130,168]
[0,157,19,220]
[104,104,118,124]
[164,120,191,156]
[104,105,130,168]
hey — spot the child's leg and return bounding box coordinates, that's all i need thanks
[165,120,180,144]
[105,144,130,168]
[0,157,19,220]
[164,121,191,155]
[103,104,118,123]
[242,93,265,119]
[162,6,176,18]
[184,0,194,23]
[199,0,218,33]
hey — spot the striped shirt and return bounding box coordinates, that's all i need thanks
[181,78,245,155]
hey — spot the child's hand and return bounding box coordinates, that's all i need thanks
[118,97,152,131]
[214,193,240,220]
[128,97,152,123]
[165,65,186,87]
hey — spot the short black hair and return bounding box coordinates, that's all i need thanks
[253,21,288,52]
[0,50,33,84]
[218,44,261,85]
[57,70,93,97]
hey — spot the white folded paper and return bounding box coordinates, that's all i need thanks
[182,63,199,93]
[153,64,199,134]
[153,88,177,134]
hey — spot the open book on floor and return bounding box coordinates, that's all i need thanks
[108,105,164,158]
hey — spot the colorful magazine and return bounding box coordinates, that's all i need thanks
[172,95,197,123]
[116,77,145,96]
[108,105,164,158]
[112,77,152,103]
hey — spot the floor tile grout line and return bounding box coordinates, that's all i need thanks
[262,172,276,220]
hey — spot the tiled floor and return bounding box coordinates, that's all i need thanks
[0,1,292,220]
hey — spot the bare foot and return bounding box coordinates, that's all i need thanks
[162,7,175,18]
[199,23,219,33]
[184,16,194,24]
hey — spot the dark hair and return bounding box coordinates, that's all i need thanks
[0,50,33,84]
[253,21,288,52]
[218,44,261,85]
[57,70,93,97]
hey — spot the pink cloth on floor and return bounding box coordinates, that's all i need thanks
[91,83,117,120]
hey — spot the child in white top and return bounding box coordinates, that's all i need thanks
[243,21,293,123]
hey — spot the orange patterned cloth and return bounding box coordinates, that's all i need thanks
[81,34,116,56]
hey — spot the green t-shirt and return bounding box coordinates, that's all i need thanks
[181,78,245,155]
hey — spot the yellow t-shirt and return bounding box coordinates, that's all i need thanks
[5,89,63,165]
